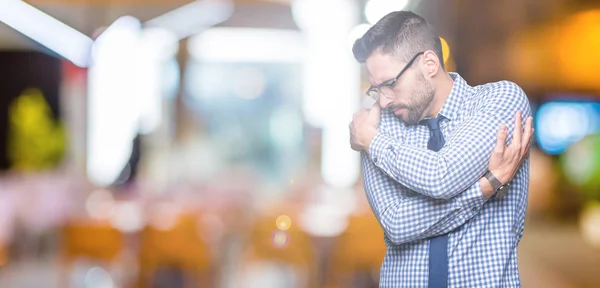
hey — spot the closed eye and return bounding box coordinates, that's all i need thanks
[375,79,395,89]
[388,79,398,88]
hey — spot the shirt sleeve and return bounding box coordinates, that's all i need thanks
[361,152,487,245]
[368,81,531,200]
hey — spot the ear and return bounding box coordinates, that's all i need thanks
[422,50,441,78]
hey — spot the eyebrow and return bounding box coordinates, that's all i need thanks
[371,77,396,88]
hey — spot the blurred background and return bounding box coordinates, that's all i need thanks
[0,0,599,287]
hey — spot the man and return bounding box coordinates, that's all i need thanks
[348,11,533,287]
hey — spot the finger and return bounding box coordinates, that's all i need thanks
[518,135,532,166]
[353,110,363,121]
[349,126,357,150]
[371,102,382,113]
[511,111,523,149]
[521,116,533,155]
[518,127,533,162]
[494,125,508,154]
[525,136,532,157]
[368,103,382,124]
[526,128,534,157]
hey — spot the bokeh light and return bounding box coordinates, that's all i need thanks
[536,101,600,155]
[276,215,292,231]
[84,266,115,288]
[271,230,290,249]
[109,201,143,233]
[148,202,181,231]
[440,37,450,64]
[556,10,600,89]
[561,134,600,200]
[364,0,410,25]
[85,189,116,220]
[580,202,600,248]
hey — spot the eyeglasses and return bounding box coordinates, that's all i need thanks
[366,52,424,101]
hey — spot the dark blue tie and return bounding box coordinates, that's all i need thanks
[422,117,448,288]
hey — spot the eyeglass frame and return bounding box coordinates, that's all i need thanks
[366,51,425,101]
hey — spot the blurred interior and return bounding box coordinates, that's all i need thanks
[0,0,600,287]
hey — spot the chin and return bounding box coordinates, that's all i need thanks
[396,115,413,125]
[397,113,420,125]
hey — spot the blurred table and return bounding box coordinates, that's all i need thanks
[519,220,600,288]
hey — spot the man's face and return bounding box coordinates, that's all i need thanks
[365,50,435,125]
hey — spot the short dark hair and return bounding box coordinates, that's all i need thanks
[352,11,444,69]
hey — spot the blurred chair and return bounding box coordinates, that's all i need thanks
[59,220,125,287]
[325,213,386,288]
[237,212,317,288]
[137,213,212,288]
[0,243,6,268]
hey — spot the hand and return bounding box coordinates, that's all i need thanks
[488,111,534,185]
[349,104,381,152]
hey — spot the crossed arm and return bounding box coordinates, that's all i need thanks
[362,82,532,244]
[361,151,488,245]
[369,82,531,199]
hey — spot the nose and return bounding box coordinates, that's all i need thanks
[379,96,393,108]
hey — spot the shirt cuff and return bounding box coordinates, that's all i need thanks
[368,132,395,166]
[459,181,488,214]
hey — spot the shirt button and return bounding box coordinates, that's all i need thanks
[471,207,478,213]
[373,157,378,163]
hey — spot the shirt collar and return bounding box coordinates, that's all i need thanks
[437,72,469,121]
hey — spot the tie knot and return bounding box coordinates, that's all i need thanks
[421,117,441,131]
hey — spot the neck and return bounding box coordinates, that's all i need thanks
[423,72,454,119]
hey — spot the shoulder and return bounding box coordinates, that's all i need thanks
[474,80,530,115]
[481,80,527,103]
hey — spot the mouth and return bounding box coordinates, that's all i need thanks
[393,108,404,115]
